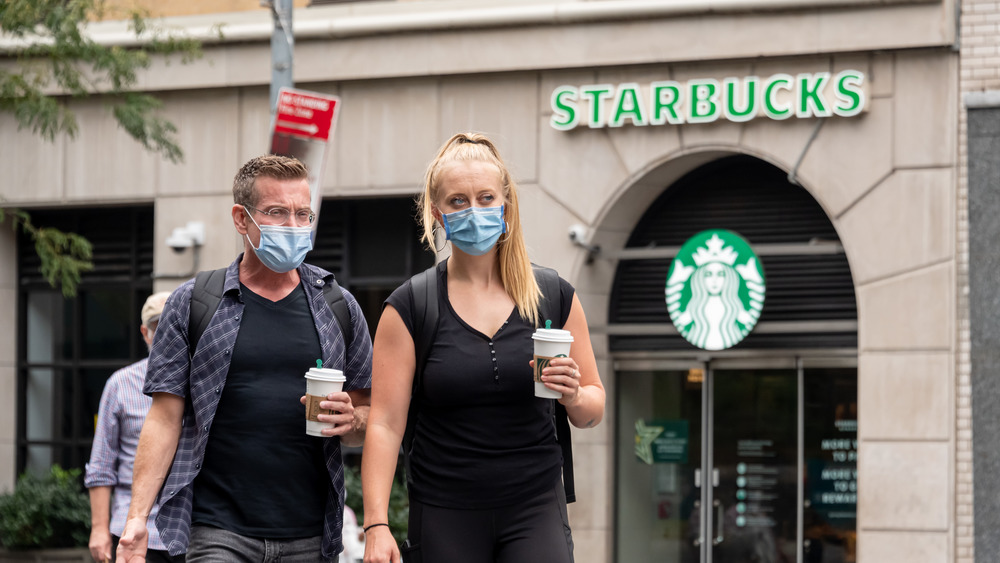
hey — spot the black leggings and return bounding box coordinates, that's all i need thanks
[404,480,574,563]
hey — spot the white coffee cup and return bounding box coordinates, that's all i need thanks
[531,327,574,399]
[304,366,346,436]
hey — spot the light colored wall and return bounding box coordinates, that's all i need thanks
[565,50,958,562]
[0,2,961,560]
[100,0,309,19]
[957,1,1000,562]
[0,225,16,492]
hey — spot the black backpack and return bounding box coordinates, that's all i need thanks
[187,267,353,355]
[404,260,576,503]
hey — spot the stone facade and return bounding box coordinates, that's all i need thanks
[0,1,971,561]
[960,1,1000,562]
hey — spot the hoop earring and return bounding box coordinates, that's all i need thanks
[433,226,447,252]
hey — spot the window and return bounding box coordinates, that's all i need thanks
[17,206,154,475]
[310,197,435,338]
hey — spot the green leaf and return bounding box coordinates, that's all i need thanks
[0,465,90,549]
[0,0,202,162]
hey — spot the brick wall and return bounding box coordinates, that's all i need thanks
[958,1,1000,561]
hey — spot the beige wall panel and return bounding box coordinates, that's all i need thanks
[0,233,12,478]
[672,62,753,150]
[0,366,13,444]
[333,79,440,192]
[868,52,896,99]
[518,182,587,277]
[0,228,14,288]
[537,125,630,225]
[894,51,957,169]
[797,100,893,218]
[837,167,953,283]
[438,75,539,184]
[586,67,684,175]
[155,195,244,286]
[0,114,65,204]
[137,45,271,92]
[566,442,610,530]
[570,529,611,563]
[859,352,952,441]
[64,101,158,201]
[575,290,609,330]
[0,443,13,493]
[0,366,13,490]
[157,91,242,197]
[120,4,954,93]
[296,33,435,83]
[857,530,948,563]
[235,87,275,166]
[858,441,949,530]
[857,262,952,350]
[0,288,14,368]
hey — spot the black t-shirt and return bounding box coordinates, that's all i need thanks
[385,264,574,509]
[192,283,327,537]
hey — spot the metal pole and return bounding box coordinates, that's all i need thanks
[269,0,294,113]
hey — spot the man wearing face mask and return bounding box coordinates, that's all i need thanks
[117,155,373,563]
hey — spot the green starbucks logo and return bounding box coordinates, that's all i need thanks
[666,230,765,350]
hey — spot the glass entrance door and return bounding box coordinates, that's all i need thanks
[709,368,798,563]
[615,359,857,563]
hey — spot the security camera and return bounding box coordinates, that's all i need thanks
[568,224,588,244]
[166,222,205,253]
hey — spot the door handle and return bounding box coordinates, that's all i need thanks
[692,500,702,546]
[712,499,725,545]
[695,468,701,488]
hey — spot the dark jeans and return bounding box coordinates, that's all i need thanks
[187,525,324,563]
[405,480,574,563]
[111,535,185,563]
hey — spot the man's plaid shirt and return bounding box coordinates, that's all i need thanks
[143,256,372,561]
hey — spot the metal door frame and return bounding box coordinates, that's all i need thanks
[614,354,858,563]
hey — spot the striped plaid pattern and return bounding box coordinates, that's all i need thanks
[84,358,167,549]
[143,256,373,560]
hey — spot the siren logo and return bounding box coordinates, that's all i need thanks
[666,230,765,351]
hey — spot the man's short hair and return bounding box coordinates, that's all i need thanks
[232,155,309,207]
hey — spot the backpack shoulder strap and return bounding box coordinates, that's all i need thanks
[532,265,562,327]
[410,262,442,384]
[402,262,442,485]
[323,277,353,347]
[189,268,227,356]
[532,264,576,503]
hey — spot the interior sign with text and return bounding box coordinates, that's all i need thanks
[550,70,866,131]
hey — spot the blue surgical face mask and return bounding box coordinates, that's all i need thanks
[442,205,506,256]
[245,208,314,273]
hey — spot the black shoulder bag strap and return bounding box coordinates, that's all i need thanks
[532,265,576,504]
[188,268,353,356]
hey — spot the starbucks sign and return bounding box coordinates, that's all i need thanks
[666,230,765,350]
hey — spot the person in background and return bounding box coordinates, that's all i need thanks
[340,505,365,563]
[361,132,606,563]
[85,291,183,563]
[117,155,373,563]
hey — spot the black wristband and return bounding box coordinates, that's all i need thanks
[363,523,389,533]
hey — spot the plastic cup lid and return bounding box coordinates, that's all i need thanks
[532,328,574,342]
[306,367,345,381]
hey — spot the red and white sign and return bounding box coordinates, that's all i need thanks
[273,88,339,142]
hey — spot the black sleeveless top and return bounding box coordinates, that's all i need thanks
[385,265,574,509]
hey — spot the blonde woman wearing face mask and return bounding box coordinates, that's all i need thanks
[361,133,606,563]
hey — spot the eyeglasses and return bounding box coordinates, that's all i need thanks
[245,205,316,226]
